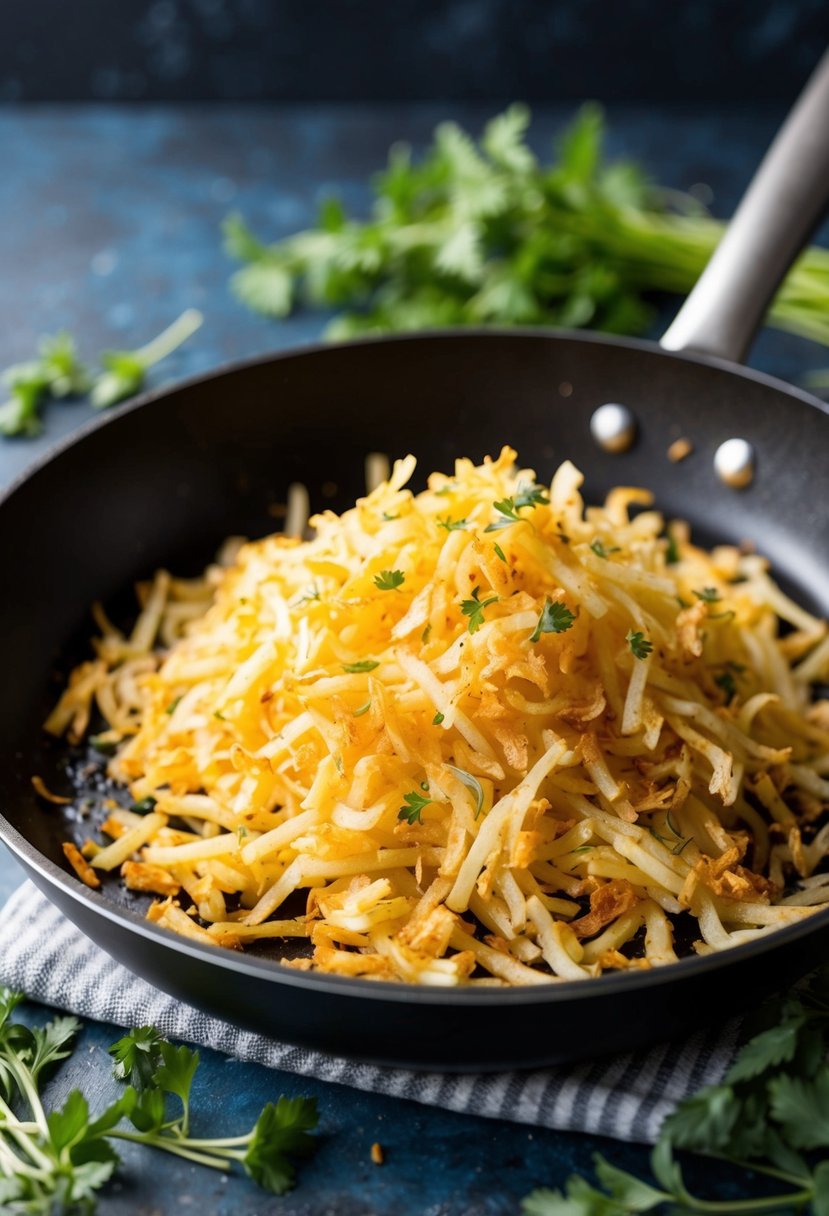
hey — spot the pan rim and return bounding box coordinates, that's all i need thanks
[3,325,829,1009]
[1,324,826,520]
[4,808,829,1008]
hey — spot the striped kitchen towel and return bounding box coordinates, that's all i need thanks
[0,881,738,1144]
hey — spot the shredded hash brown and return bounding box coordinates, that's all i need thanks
[45,448,829,985]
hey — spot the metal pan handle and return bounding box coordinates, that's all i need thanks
[661,48,829,365]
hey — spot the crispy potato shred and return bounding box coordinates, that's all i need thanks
[46,448,829,985]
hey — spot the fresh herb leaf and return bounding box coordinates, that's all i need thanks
[484,497,521,531]
[493,542,507,562]
[694,587,721,604]
[664,531,680,564]
[109,1026,165,1091]
[432,711,445,726]
[243,1096,319,1196]
[226,105,829,356]
[530,598,576,643]
[342,659,380,673]
[590,539,620,559]
[421,623,432,644]
[130,796,157,815]
[354,700,372,717]
[381,511,399,521]
[0,990,320,1208]
[90,310,203,410]
[437,515,468,531]
[626,630,653,660]
[164,696,182,715]
[374,569,405,591]
[460,585,498,633]
[446,765,485,818]
[513,483,549,510]
[398,790,432,825]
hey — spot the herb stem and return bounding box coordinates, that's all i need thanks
[132,309,204,368]
[109,1129,231,1170]
[680,1188,814,1213]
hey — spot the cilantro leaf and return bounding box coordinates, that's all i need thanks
[374,569,405,591]
[694,587,721,604]
[626,630,653,660]
[437,516,468,531]
[153,1042,199,1130]
[530,598,576,643]
[461,586,498,633]
[590,540,620,559]
[342,659,380,673]
[484,497,522,531]
[90,310,203,410]
[493,542,507,562]
[769,1068,829,1150]
[513,483,549,510]
[47,1090,90,1153]
[432,711,445,725]
[398,790,432,825]
[109,1026,165,1091]
[243,1095,319,1196]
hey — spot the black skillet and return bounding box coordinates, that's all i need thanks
[1,57,829,1071]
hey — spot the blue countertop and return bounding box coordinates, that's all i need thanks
[0,102,824,1213]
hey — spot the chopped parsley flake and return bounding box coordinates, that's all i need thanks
[461,586,498,633]
[342,659,380,673]
[398,790,432,825]
[590,539,620,559]
[694,587,721,604]
[626,630,654,660]
[437,516,468,532]
[432,711,445,725]
[374,569,405,591]
[530,598,576,643]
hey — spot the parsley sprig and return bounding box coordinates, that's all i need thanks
[224,104,829,352]
[374,569,405,591]
[530,599,576,643]
[627,630,654,660]
[0,990,318,1212]
[461,586,498,633]
[485,484,550,532]
[522,966,829,1214]
[0,311,203,437]
[398,790,432,825]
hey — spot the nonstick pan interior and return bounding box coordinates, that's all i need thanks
[1,329,829,1068]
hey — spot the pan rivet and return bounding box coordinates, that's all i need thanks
[714,438,755,489]
[590,403,636,454]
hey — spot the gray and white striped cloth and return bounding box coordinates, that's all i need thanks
[0,881,738,1144]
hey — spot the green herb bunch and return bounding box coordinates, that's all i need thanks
[0,988,318,1213]
[0,309,203,438]
[224,105,829,348]
[523,966,829,1214]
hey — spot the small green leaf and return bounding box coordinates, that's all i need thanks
[694,587,721,604]
[432,711,445,726]
[626,630,653,660]
[768,1068,829,1149]
[530,598,576,643]
[493,543,507,563]
[130,796,158,815]
[590,540,620,559]
[461,586,498,634]
[354,700,372,717]
[398,790,432,825]
[437,515,468,532]
[374,569,405,591]
[342,659,380,673]
[47,1090,89,1153]
[164,696,182,715]
[109,1025,165,1091]
[243,1095,319,1196]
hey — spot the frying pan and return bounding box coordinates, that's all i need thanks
[1,57,829,1072]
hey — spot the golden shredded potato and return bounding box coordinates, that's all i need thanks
[49,448,829,984]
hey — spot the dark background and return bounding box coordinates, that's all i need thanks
[2,0,828,103]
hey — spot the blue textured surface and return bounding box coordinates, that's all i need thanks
[0,103,824,1213]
